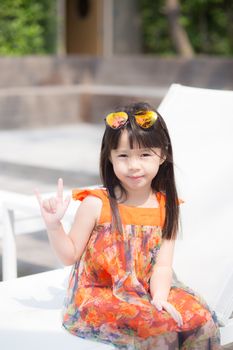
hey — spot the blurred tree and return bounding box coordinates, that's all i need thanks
[139,0,233,56]
[0,0,57,55]
[165,0,194,57]
[181,0,233,56]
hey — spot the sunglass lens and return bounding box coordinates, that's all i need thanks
[135,111,158,128]
[106,112,128,129]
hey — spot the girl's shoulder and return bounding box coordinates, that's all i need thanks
[72,186,108,203]
[72,187,110,224]
[156,192,184,206]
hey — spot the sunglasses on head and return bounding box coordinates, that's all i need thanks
[105,110,158,129]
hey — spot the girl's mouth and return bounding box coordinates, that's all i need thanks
[128,176,144,180]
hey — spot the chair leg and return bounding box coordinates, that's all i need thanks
[2,205,17,280]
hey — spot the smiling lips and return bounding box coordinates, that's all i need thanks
[128,175,144,180]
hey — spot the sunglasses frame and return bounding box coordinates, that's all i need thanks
[105,110,158,130]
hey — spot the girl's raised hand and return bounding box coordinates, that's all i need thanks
[35,178,70,230]
[151,299,183,328]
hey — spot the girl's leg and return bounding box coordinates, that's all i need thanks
[180,318,221,350]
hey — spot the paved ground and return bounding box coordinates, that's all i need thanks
[0,123,104,193]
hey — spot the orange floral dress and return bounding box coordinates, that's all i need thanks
[62,187,220,349]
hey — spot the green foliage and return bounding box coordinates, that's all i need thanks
[0,0,57,55]
[139,0,233,55]
[139,0,173,55]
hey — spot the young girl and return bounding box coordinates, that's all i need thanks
[36,102,221,349]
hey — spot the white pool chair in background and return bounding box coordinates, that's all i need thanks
[0,189,76,281]
[0,186,101,280]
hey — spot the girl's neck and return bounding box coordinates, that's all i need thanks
[114,186,158,208]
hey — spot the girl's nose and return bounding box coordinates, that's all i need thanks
[128,156,140,170]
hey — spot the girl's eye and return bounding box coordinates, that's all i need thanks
[118,154,127,158]
[141,153,151,157]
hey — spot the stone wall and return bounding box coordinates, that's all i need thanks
[0,55,232,128]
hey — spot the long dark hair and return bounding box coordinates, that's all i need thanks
[99,102,179,240]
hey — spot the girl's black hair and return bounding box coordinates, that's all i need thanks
[99,102,179,240]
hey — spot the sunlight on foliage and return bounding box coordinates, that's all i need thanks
[0,0,57,55]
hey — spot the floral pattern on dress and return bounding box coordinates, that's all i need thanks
[62,188,221,349]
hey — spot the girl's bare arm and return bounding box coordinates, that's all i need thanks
[35,178,101,266]
[150,238,175,301]
[46,196,100,265]
[150,239,183,327]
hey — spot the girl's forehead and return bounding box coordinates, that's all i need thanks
[117,129,131,148]
[113,130,152,151]
[115,129,146,150]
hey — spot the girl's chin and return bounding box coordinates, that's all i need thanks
[123,179,150,190]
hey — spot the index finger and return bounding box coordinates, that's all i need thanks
[57,178,63,202]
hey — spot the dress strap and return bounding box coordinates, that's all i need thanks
[72,187,111,224]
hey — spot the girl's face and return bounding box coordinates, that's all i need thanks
[110,129,165,192]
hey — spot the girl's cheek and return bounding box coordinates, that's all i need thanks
[115,164,125,176]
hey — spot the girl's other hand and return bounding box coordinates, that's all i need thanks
[35,178,70,230]
[151,299,183,328]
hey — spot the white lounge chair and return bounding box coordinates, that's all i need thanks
[158,84,233,346]
[0,267,114,350]
[0,84,233,347]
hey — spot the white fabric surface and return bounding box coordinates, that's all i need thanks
[0,268,114,350]
[158,84,233,325]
